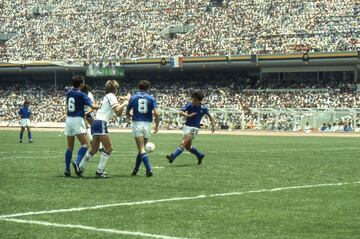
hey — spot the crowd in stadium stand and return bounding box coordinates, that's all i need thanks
[0,0,358,61]
[0,86,65,123]
[1,77,359,132]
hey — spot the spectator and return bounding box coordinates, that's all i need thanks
[1,77,360,131]
[292,122,301,132]
[0,0,358,62]
[354,123,360,132]
[320,123,327,132]
[303,122,312,133]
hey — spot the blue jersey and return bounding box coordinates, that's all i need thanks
[66,88,93,117]
[126,91,157,122]
[19,106,31,119]
[181,103,210,128]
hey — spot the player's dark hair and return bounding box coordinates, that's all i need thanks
[191,91,204,102]
[72,75,85,88]
[81,84,91,94]
[138,80,150,91]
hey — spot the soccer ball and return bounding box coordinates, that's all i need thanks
[145,142,155,153]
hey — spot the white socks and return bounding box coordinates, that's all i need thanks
[97,151,110,173]
[79,152,94,171]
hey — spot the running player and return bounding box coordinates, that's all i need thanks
[166,91,216,165]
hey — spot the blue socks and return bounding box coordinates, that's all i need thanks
[140,153,151,173]
[190,147,204,159]
[76,146,88,165]
[133,153,151,174]
[170,146,203,161]
[19,131,32,142]
[171,147,184,160]
[133,153,142,172]
[65,149,73,173]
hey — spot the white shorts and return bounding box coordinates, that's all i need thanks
[20,119,31,127]
[132,121,151,139]
[183,125,199,139]
[64,117,87,136]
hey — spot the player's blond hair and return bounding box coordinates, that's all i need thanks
[105,80,119,93]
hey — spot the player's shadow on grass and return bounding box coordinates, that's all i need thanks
[54,174,134,179]
[170,164,195,168]
[53,175,81,179]
[105,174,136,178]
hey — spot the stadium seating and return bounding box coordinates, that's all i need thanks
[0,0,358,61]
[0,78,358,131]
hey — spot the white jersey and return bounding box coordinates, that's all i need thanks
[95,93,119,123]
[85,92,95,112]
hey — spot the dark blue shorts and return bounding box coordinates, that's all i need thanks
[91,120,108,136]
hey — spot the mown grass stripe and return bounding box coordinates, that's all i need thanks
[1,181,358,219]
[0,218,189,239]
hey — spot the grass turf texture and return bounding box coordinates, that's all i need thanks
[0,131,359,238]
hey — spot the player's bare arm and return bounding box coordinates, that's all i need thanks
[91,103,100,110]
[209,114,216,133]
[126,110,132,119]
[118,92,131,102]
[153,109,160,133]
[179,111,197,118]
[114,99,130,117]
[106,91,130,117]
[84,107,94,116]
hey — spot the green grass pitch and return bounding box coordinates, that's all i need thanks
[0,131,359,239]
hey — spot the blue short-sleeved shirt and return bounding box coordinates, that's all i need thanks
[66,88,93,117]
[181,103,210,128]
[126,91,157,122]
[19,106,31,119]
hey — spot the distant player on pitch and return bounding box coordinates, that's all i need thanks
[75,80,130,178]
[64,75,98,177]
[166,91,216,165]
[19,100,33,143]
[126,80,160,177]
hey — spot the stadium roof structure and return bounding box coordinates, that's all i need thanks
[250,108,360,114]
[0,51,358,74]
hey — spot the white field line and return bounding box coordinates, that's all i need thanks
[0,218,188,239]
[2,156,61,160]
[0,181,359,219]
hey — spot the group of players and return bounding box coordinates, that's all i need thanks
[20,75,216,178]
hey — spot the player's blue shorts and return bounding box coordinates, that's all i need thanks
[91,120,109,136]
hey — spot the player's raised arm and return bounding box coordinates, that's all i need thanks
[119,92,131,101]
[90,103,100,110]
[114,93,131,117]
[179,111,187,118]
[113,102,128,117]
